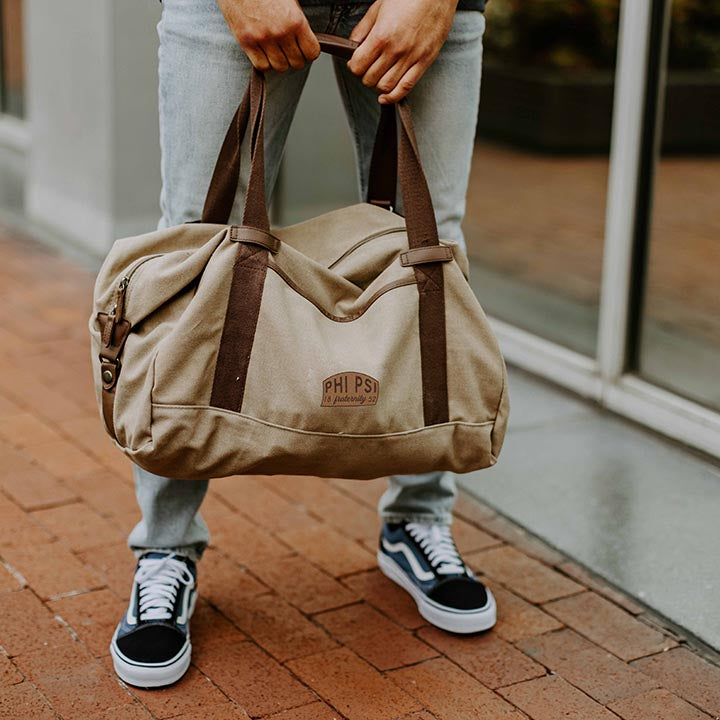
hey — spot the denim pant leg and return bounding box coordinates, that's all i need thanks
[128,466,210,562]
[332,9,486,525]
[129,0,332,558]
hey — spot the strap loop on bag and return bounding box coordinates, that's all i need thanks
[228,225,281,253]
[400,246,453,267]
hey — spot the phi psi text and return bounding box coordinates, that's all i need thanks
[321,372,379,407]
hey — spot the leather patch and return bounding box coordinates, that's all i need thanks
[322,372,379,407]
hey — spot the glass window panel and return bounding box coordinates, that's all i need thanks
[1,0,25,118]
[638,0,720,411]
[465,0,621,356]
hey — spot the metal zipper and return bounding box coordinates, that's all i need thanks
[99,251,167,388]
[108,253,164,325]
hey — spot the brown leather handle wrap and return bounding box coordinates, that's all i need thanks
[315,33,358,60]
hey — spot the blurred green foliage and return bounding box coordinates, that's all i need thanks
[484,0,720,71]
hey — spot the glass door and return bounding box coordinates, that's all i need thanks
[468,0,720,457]
[465,1,621,356]
[636,0,720,411]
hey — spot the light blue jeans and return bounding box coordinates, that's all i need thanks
[129,0,485,562]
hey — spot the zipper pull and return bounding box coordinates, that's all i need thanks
[114,276,129,324]
[102,276,129,348]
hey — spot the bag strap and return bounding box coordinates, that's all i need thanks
[367,104,397,211]
[201,69,267,228]
[201,54,439,252]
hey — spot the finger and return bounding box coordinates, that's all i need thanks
[297,25,321,62]
[263,42,290,72]
[361,50,398,89]
[378,63,423,103]
[245,44,271,72]
[375,58,411,95]
[347,31,386,77]
[349,1,380,44]
[279,35,306,70]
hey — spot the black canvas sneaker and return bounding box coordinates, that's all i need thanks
[378,522,496,633]
[110,552,197,688]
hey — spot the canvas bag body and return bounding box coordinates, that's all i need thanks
[89,35,509,481]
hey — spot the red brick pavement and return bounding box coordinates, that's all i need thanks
[1,224,719,719]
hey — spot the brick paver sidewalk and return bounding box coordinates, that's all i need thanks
[1,225,719,720]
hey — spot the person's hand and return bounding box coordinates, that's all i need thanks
[347,0,456,104]
[218,0,321,72]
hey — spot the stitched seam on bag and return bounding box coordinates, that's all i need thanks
[416,266,442,293]
[128,437,154,453]
[326,227,408,269]
[266,264,417,322]
[235,245,267,270]
[150,403,494,438]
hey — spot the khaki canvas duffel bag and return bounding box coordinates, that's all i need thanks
[89,34,509,481]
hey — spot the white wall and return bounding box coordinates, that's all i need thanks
[24,0,161,256]
[22,3,361,256]
[111,1,163,239]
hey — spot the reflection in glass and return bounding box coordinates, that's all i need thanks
[464,0,621,355]
[0,0,24,118]
[639,1,720,410]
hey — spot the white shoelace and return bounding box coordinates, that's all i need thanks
[406,523,466,576]
[134,554,194,622]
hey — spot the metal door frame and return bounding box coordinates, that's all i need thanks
[488,0,720,459]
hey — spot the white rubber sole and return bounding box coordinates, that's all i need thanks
[377,551,497,634]
[110,593,196,688]
[110,636,191,688]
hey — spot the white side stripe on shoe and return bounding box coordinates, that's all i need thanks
[176,587,193,625]
[126,583,139,626]
[382,538,435,582]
